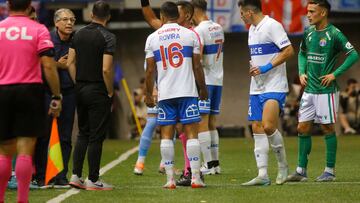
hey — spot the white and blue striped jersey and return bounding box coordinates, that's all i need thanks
[248,15,291,95]
[195,20,224,86]
[145,23,200,101]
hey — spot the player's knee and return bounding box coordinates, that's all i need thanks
[262,123,276,135]
[297,124,310,134]
[252,122,262,130]
[321,124,335,134]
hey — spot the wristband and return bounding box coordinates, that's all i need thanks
[259,63,273,74]
[51,94,63,101]
[141,0,150,7]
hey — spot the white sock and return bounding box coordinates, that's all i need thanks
[254,134,269,178]
[160,139,174,181]
[198,131,212,166]
[268,129,288,168]
[325,167,334,175]
[296,166,306,174]
[210,130,219,161]
[137,156,145,164]
[187,139,201,179]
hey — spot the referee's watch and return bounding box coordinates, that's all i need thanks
[51,94,63,101]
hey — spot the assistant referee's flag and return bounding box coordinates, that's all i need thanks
[45,118,64,185]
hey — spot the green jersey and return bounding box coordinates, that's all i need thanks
[299,24,355,94]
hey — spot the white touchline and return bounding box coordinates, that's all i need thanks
[46,146,139,203]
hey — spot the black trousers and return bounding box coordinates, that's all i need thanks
[34,89,76,181]
[72,83,111,182]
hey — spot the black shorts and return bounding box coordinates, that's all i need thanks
[0,84,46,141]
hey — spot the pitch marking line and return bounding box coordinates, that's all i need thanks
[113,182,360,189]
[46,146,139,203]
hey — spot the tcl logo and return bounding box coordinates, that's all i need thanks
[0,27,33,40]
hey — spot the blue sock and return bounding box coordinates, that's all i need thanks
[138,117,157,158]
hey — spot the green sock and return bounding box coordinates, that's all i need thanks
[325,133,337,168]
[298,135,312,168]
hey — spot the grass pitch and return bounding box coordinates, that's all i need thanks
[4,136,360,203]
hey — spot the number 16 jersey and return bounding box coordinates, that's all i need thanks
[145,23,201,101]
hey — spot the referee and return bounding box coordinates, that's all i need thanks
[67,1,116,190]
[0,0,61,202]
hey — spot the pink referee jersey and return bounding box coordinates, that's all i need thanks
[0,15,54,85]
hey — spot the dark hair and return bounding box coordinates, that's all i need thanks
[8,0,31,11]
[177,1,194,20]
[92,0,111,20]
[347,78,358,86]
[191,0,207,11]
[237,0,262,12]
[160,1,179,20]
[308,0,331,12]
[30,5,35,13]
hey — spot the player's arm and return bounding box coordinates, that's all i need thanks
[193,53,208,100]
[333,50,359,78]
[145,57,156,107]
[141,0,162,30]
[298,47,308,86]
[271,45,294,68]
[103,33,117,97]
[103,54,114,97]
[320,32,359,87]
[298,28,309,86]
[144,34,156,107]
[56,54,69,70]
[67,48,76,83]
[191,32,207,100]
[41,50,62,117]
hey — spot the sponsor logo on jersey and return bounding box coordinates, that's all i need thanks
[345,42,354,50]
[319,38,327,47]
[280,39,289,46]
[0,27,33,40]
[307,52,326,64]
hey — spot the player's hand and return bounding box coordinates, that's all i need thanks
[48,99,62,117]
[145,95,155,107]
[199,88,208,101]
[320,74,335,87]
[299,74,308,87]
[249,66,260,76]
[58,54,68,66]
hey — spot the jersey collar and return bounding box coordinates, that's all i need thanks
[254,15,269,32]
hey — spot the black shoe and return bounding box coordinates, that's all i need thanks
[176,171,191,186]
[34,179,53,189]
[54,178,71,189]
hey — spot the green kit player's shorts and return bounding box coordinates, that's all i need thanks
[298,92,339,124]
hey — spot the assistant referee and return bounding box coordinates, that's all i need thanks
[67,1,116,191]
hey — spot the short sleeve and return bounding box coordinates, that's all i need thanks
[194,27,204,47]
[269,21,291,49]
[104,32,116,55]
[191,32,200,54]
[144,34,154,59]
[335,30,354,54]
[37,25,54,53]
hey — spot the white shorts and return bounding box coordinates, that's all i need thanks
[298,92,339,124]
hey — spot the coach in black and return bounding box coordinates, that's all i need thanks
[67,1,116,190]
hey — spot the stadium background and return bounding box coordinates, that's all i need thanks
[1,0,359,138]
